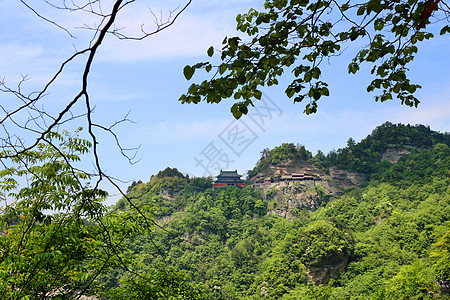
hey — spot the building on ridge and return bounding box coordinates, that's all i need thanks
[213,170,245,189]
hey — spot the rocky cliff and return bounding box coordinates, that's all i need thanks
[381,146,412,163]
[253,159,364,219]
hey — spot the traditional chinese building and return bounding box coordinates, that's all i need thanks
[250,175,273,187]
[213,170,245,188]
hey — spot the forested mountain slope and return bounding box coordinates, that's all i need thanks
[103,123,450,299]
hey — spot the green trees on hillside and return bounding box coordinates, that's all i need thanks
[250,143,313,177]
[156,167,187,179]
[431,230,450,283]
[0,132,108,298]
[385,260,440,299]
[5,0,449,297]
[2,123,448,298]
[106,123,450,299]
[111,174,450,299]
[250,123,450,180]
[0,132,203,299]
[322,122,450,176]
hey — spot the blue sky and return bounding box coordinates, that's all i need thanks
[1,0,450,204]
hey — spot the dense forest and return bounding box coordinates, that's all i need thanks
[99,122,450,299]
[3,0,450,298]
[1,122,448,299]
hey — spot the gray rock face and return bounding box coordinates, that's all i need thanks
[381,147,412,163]
[254,159,364,219]
[306,254,349,285]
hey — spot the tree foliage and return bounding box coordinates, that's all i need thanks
[180,0,450,118]
[105,123,450,299]
[0,131,109,298]
[250,143,313,177]
[0,2,197,295]
[323,122,450,177]
[0,131,204,299]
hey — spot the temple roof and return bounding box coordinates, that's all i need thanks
[216,170,242,178]
[215,170,244,184]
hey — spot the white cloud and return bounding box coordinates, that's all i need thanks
[0,42,43,61]
[1,0,258,69]
[0,43,44,75]
[92,0,262,61]
[98,14,236,61]
[134,118,230,145]
[91,90,140,103]
[386,87,450,132]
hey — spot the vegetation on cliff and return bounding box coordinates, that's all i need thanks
[104,122,450,299]
[3,123,446,298]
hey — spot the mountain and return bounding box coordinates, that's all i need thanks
[102,122,450,300]
[250,158,363,218]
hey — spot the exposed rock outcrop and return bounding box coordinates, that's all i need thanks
[253,159,364,219]
[306,254,349,285]
[381,147,412,163]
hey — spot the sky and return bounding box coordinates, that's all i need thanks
[1,0,450,204]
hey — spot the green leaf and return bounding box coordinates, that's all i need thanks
[357,5,365,16]
[392,83,401,93]
[183,65,195,80]
[188,84,198,94]
[240,104,248,115]
[286,88,295,98]
[321,87,329,96]
[304,72,312,82]
[339,32,348,40]
[254,90,262,100]
[219,64,227,75]
[348,62,360,74]
[341,2,350,11]
[440,25,450,35]
[231,104,242,119]
[312,68,321,79]
[207,46,214,57]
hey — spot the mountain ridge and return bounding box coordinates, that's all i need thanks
[108,122,450,300]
